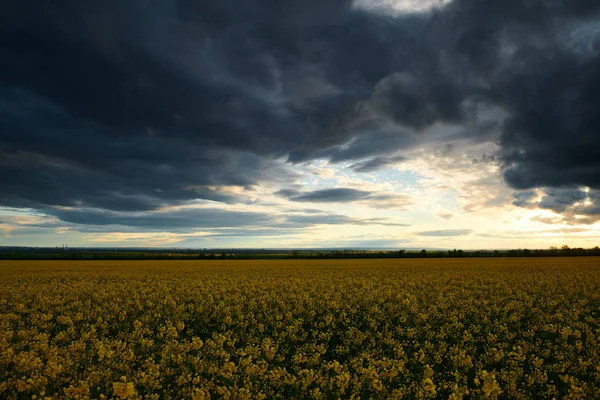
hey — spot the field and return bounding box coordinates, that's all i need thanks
[1,258,600,399]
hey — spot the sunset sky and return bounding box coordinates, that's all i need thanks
[1,0,599,249]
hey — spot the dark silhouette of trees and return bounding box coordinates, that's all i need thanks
[1,245,599,260]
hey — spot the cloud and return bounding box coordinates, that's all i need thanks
[349,155,406,172]
[275,188,412,209]
[0,224,14,238]
[2,0,600,230]
[512,191,538,207]
[512,188,600,224]
[44,206,408,231]
[418,229,472,236]
[366,72,465,130]
[476,226,600,240]
[49,207,273,230]
[277,188,371,202]
[199,228,306,239]
[2,0,421,218]
[529,215,563,225]
[435,212,454,220]
[285,214,408,227]
[538,189,588,214]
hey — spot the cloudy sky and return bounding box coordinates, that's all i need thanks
[1,0,600,249]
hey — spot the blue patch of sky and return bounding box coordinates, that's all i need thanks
[367,169,421,187]
[297,161,424,191]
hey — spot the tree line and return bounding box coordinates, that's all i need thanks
[1,245,599,260]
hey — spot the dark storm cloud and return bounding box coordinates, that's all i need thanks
[0,0,409,216]
[44,207,406,231]
[275,188,412,209]
[420,1,600,195]
[367,72,464,130]
[498,52,600,191]
[434,0,600,192]
[418,229,472,237]
[2,0,600,226]
[512,191,538,208]
[48,208,274,230]
[277,188,372,202]
[538,189,588,214]
[544,188,600,223]
[513,188,600,224]
[349,156,406,172]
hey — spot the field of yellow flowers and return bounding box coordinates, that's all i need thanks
[1,257,600,399]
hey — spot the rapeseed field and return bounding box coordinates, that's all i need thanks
[1,258,599,399]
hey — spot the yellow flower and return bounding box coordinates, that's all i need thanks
[113,382,136,399]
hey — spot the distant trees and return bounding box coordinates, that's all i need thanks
[1,245,599,260]
[448,249,464,257]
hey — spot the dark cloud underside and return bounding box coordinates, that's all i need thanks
[40,207,407,231]
[277,188,372,202]
[275,187,412,209]
[513,188,600,224]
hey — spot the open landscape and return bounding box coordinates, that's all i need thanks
[2,258,600,399]
[3,0,600,398]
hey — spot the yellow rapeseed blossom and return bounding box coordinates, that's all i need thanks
[0,258,599,398]
[112,381,136,399]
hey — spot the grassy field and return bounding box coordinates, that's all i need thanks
[1,258,600,399]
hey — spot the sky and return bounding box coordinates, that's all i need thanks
[1,0,600,249]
